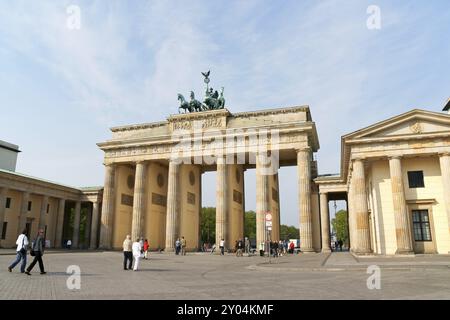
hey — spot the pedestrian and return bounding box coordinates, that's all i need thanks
[175,238,181,255]
[25,229,46,275]
[259,241,265,257]
[123,235,133,270]
[289,241,294,254]
[132,238,142,271]
[143,239,149,259]
[66,239,72,250]
[244,237,250,255]
[181,236,187,255]
[338,239,343,251]
[236,239,243,257]
[219,238,225,255]
[210,243,216,254]
[8,229,29,273]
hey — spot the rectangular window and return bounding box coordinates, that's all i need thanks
[5,197,11,209]
[25,223,31,238]
[412,210,432,241]
[408,171,424,188]
[47,203,50,213]
[27,201,32,211]
[1,222,7,240]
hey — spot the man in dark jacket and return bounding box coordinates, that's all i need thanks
[25,229,46,275]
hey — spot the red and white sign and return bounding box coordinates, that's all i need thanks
[265,213,272,221]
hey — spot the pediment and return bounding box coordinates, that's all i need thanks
[345,109,450,140]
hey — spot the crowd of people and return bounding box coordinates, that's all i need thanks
[6,229,346,275]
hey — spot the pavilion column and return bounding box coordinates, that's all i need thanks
[165,160,180,252]
[0,187,8,247]
[352,159,372,254]
[256,153,270,250]
[99,164,116,249]
[38,195,49,230]
[54,199,65,248]
[17,192,30,234]
[84,205,92,249]
[439,152,450,241]
[72,201,81,248]
[131,161,147,241]
[89,201,100,249]
[216,156,228,252]
[320,192,331,253]
[297,148,314,252]
[389,156,414,254]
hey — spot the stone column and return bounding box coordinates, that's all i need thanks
[90,201,100,249]
[216,156,228,252]
[131,161,147,241]
[256,154,270,250]
[38,195,49,230]
[54,199,65,248]
[84,205,92,249]
[17,192,30,234]
[297,148,314,252]
[389,156,414,254]
[72,201,81,248]
[99,164,116,249]
[165,160,180,252]
[352,159,372,254]
[0,187,7,247]
[320,192,331,253]
[439,152,450,242]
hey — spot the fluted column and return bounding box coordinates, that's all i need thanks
[89,201,100,249]
[84,206,92,249]
[439,152,450,240]
[72,201,81,248]
[256,153,270,249]
[216,156,228,252]
[17,192,30,234]
[297,148,314,252]
[165,160,180,252]
[320,192,331,253]
[352,159,372,254]
[131,161,147,241]
[389,156,413,254]
[38,195,49,230]
[54,199,65,248]
[0,187,7,247]
[99,164,116,249]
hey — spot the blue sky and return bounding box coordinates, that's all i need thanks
[1,1,449,226]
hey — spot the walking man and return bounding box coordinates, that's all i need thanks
[8,229,29,273]
[25,229,46,275]
[180,236,187,256]
[123,235,133,270]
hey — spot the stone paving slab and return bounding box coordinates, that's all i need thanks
[1,252,450,299]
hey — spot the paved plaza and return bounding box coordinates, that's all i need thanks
[1,251,450,300]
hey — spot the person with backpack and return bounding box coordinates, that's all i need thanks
[25,229,46,275]
[8,229,29,273]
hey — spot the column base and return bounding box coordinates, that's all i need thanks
[321,248,332,253]
[300,247,315,253]
[352,249,373,256]
[165,247,175,253]
[395,249,415,255]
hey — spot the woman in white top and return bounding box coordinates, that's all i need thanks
[132,239,142,271]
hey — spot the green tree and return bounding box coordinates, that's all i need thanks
[244,210,256,241]
[200,207,216,244]
[331,210,349,246]
[280,225,299,240]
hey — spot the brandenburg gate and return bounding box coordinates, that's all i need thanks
[97,106,321,252]
[96,73,321,252]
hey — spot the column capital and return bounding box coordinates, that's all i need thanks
[438,151,450,157]
[319,191,328,196]
[388,155,402,160]
[295,147,311,153]
[135,160,147,165]
[103,162,116,168]
[352,156,366,162]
